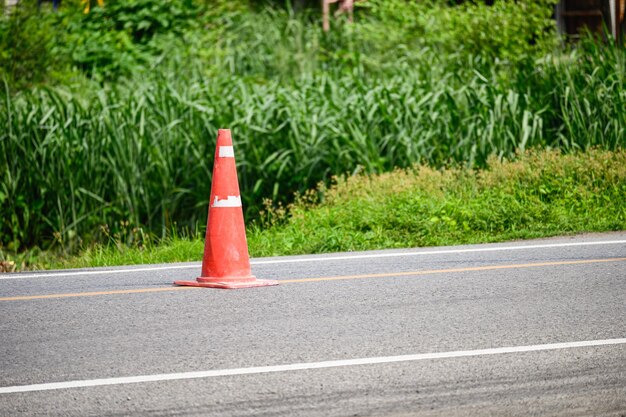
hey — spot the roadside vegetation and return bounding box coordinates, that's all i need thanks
[43,149,626,269]
[1,0,624,270]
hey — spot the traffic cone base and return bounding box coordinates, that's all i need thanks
[174,277,278,289]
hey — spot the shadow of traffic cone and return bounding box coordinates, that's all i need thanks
[174,129,278,289]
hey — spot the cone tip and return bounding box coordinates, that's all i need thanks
[217,129,233,145]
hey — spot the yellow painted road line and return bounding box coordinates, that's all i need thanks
[0,286,197,301]
[1,257,625,302]
[280,257,626,283]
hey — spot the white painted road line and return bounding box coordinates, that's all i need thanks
[2,239,625,280]
[0,264,199,281]
[1,338,625,394]
[252,239,626,265]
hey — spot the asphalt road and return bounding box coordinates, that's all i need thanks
[1,232,625,416]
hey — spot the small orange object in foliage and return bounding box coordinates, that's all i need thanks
[82,0,104,13]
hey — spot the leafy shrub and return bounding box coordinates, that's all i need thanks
[1,39,625,252]
[436,0,558,63]
[355,0,559,75]
[94,0,199,44]
[249,149,626,255]
[61,0,200,79]
[0,0,68,88]
[1,0,624,257]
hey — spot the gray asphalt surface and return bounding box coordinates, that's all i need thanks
[1,232,625,416]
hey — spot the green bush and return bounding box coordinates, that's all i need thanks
[0,0,68,88]
[0,0,562,87]
[437,0,558,63]
[249,149,626,255]
[35,149,626,270]
[1,0,624,258]
[1,39,624,253]
[61,0,200,79]
[353,0,558,76]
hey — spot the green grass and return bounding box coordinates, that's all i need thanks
[1,0,625,262]
[24,148,624,270]
[2,40,625,256]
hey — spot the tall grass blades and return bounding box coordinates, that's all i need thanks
[1,0,625,255]
[2,39,625,253]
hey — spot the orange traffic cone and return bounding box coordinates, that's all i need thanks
[174,129,278,289]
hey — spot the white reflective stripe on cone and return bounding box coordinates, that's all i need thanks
[211,195,242,207]
[218,146,235,157]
